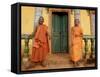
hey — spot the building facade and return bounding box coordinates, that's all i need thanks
[21,6,95,54]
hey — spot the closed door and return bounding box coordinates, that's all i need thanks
[52,12,68,53]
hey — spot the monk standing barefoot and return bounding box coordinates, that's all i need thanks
[71,19,83,67]
[31,16,50,67]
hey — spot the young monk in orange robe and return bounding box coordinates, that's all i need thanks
[71,19,83,67]
[31,16,50,67]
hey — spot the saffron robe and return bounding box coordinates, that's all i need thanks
[31,24,49,62]
[71,26,83,62]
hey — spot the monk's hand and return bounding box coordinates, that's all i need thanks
[30,32,34,38]
[71,43,74,46]
[48,36,51,40]
[75,35,78,37]
[39,42,44,47]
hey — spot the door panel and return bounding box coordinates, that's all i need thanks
[52,13,61,52]
[52,12,68,53]
[61,15,68,52]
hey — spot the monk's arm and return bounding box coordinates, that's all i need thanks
[80,28,83,37]
[30,32,34,38]
[71,28,74,45]
[46,26,51,40]
[47,31,51,40]
[71,28,74,38]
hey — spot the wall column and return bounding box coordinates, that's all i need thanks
[34,7,43,28]
[90,11,95,35]
[74,9,80,20]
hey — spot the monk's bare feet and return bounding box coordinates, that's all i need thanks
[73,62,79,67]
[40,61,47,67]
[73,62,77,67]
[31,62,36,68]
[25,61,36,69]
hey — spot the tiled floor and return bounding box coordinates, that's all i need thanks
[22,53,95,71]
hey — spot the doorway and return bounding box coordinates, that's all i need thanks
[52,12,68,53]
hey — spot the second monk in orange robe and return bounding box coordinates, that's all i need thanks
[71,19,83,67]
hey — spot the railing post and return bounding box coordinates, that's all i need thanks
[83,35,95,64]
[22,34,31,67]
[90,38,94,58]
[24,35,29,57]
[83,38,88,59]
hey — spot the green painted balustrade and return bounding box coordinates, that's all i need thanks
[83,35,95,60]
[21,34,95,63]
[21,34,32,57]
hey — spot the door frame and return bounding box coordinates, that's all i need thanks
[48,8,72,54]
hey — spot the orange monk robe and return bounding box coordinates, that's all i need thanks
[71,26,83,62]
[31,24,49,62]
